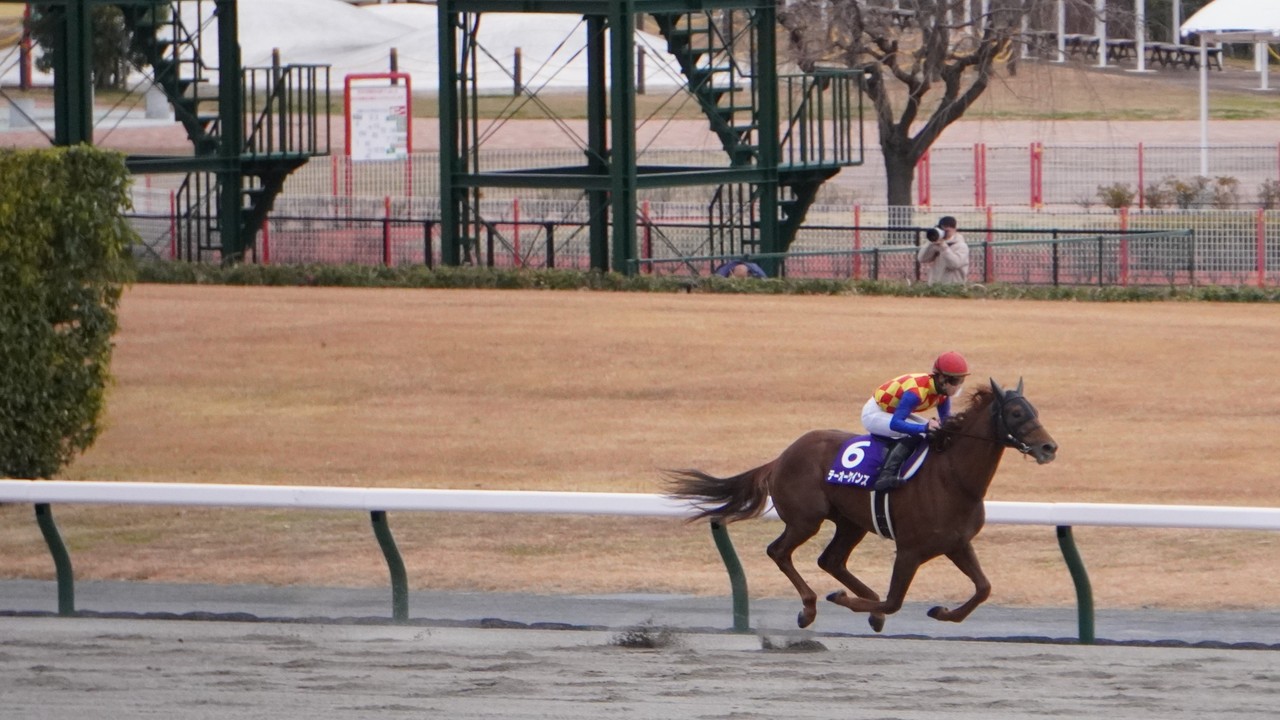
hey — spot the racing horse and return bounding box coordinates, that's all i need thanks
[666,379,1057,632]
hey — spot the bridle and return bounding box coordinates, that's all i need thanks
[935,384,1042,456]
[991,390,1042,456]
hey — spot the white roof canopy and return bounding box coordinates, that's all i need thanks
[1179,0,1280,175]
[1180,0,1280,42]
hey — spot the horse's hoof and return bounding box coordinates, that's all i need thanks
[797,608,816,629]
[927,606,947,620]
[825,590,846,603]
[869,614,885,633]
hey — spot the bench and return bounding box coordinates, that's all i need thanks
[1105,38,1137,62]
[1062,33,1099,59]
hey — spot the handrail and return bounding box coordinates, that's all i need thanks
[4,480,1279,640]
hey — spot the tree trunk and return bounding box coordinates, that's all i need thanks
[883,147,916,208]
[882,147,918,245]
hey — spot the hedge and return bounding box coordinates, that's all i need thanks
[0,147,135,479]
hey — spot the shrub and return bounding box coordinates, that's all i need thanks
[132,262,1280,303]
[1096,182,1136,210]
[1143,182,1173,209]
[1258,179,1280,210]
[0,147,136,479]
[1210,175,1241,210]
[1167,175,1211,209]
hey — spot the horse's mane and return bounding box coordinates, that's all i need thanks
[931,384,995,451]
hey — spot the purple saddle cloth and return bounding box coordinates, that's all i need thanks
[825,434,928,488]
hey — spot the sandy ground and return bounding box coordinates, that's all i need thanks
[2,616,1278,720]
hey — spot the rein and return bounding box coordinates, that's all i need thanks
[939,393,1039,456]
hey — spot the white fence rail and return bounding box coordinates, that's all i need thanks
[4,480,1280,641]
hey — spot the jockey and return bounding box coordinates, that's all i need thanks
[862,351,970,491]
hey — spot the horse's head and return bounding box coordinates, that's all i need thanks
[989,378,1058,464]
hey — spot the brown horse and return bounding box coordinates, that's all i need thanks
[666,379,1058,632]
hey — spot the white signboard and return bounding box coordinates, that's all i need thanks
[347,84,409,162]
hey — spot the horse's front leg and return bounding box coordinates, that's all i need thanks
[827,551,922,629]
[926,541,991,623]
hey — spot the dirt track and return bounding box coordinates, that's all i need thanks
[4,617,1279,720]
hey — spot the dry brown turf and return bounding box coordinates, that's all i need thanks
[2,285,1279,611]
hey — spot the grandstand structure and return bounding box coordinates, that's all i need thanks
[5,0,330,263]
[437,0,863,274]
[9,0,865,274]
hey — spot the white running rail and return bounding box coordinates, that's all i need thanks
[4,480,1279,641]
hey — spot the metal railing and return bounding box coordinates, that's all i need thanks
[5,480,1280,643]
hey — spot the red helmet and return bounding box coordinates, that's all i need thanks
[932,351,970,377]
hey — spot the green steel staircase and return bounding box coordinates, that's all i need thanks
[118,0,330,262]
[652,11,861,263]
[651,12,759,167]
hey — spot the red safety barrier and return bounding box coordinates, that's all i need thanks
[1119,207,1130,286]
[984,206,994,283]
[1258,208,1268,288]
[974,143,987,208]
[916,151,931,208]
[1030,142,1044,209]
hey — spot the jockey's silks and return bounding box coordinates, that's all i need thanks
[874,373,945,413]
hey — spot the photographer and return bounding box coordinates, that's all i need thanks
[916,215,970,285]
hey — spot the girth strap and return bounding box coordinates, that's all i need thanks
[870,489,895,540]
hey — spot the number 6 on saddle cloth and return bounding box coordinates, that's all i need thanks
[825,435,927,489]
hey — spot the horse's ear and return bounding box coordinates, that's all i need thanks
[990,377,1004,398]
[1016,377,1024,395]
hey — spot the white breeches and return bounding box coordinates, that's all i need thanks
[861,397,924,439]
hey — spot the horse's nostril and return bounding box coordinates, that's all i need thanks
[1043,442,1058,455]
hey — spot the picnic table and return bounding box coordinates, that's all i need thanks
[1147,42,1222,70]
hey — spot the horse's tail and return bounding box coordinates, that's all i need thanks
[664,462,774,524]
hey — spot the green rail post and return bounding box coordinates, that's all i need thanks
[34,504,74,616]
[1056,525,1095,644]
[370,511,408,622]
[710,521,750,632]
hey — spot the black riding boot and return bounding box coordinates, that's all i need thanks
[873,438,917,492]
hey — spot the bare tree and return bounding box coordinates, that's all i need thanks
[780,0,1062,213]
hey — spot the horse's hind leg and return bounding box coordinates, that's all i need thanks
[926,542,991,624]
[766,520,824,629]
[816,517,887,632]
[828,549,923,621]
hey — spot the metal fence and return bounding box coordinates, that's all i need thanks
[126,185,1280,287]
[214,142,1280,210]
[127,142,1280,210]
